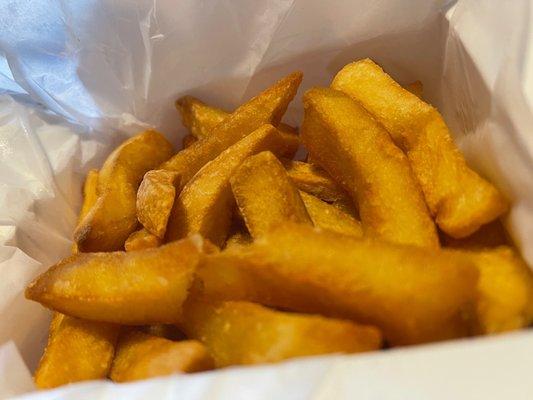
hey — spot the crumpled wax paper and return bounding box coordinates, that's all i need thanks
[0,0,532,398]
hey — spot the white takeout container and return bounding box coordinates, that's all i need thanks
[0,0,532,398]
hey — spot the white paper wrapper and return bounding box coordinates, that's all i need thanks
[0,0,532,398]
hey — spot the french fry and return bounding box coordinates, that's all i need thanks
[331,59,508,238]
[441,220,509,249]
[165,125,295,246]
[182,134,198,149]
[180,299,381,367]
[136,169,180,238]
[282,159,353,205]
[404,80,423,99]
[224,230,252,249]
[176,95,299,154]
[34,314,118,389]
[196,224,478,345]
[464,247,533,334]
[302,87,439,248]
[72,169,100,254]
[230,151,312,238]
[161,72,302,182]
[299,191,363,237]
[26,237,205,325]
[110,331,213,382]
[124,228,161,251]
[74,130,174,252]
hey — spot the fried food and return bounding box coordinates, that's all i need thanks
[441,220,509,249]
[331,59,508,238]
[230,151,312,238]
[26,237,204,324]
[74,130,174,252]
[110,331,213,382]
[136,169,180,238]
[165,125,295,246]
[180,299,381,367]
[72,169,100,253]
[176,95,299,155]
[161,72,302,183]
[124,228,161,251]
[141,325,186,340]
[464,247,533,334]
[182,134,198,149]
[34,314,118,388]
[299,191,363,237]
[405,80,423,98]
[282,159,352,205]
[302,87,439,248]
[197,224,478,345]
[224,231,252,249]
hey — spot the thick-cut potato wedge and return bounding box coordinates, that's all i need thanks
[331,59,508,238]
[26,237,205,324]
[405,80,423,99]
[110,331,213,382]
[137,169,180,238]
[166,125,295,246]
[299,191,362,237]
[124,228,161,251]
[282,159,353,205]
[302,87,439,248]
[196,224,478,345]
[74,130,174,252]
[182,134,198,149]
[180,299,381,367]
[176,95,299,154]
[161,72,302,183]
[464,247,533,334]
[34,314,118,389]
[441,220,509,249]
[72,169,100,253]
[230,151,312,238]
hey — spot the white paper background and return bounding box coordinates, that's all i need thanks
[0,0,532,398]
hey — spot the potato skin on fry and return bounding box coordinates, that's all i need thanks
[110,331,213,382]
[197,224,478,345]
[72,169,100,253]
[299,191,363,237]
[331,59,507,238]
[124,228,161,251]
[182,134,198,149]
[137,169,180,238]
[180,299,381,367]
[26,237,204,325]
[302,87,439,248]
[231,151,312,238]
[161,72,302,184]
[166,125,295,246]
[34,314,119,389]
[74,130,174,252]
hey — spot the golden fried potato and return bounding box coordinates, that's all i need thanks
[141,325,185,340]
[176,95,299,156]
[302,87,439,248]
[161,72,302,183]
[197,224,478,345]
[299,191,362,237]
[74,130,174,252]
[224,231,252,249]
[230,151,312,238]
[26,237,204,325]
[282,159,353,205]
[166,125,295,246]
[176,96,228,139]
[180,299,381,367]
[34,313,118,389]
[182,134,198,149]
[124,228,161,251]
[404,80,423,99]
[441,220,509,249]
[110,331,213,382]
[464,247,533,334]
[136,169,180,238]
[331,59,508,238]
[72,169,100,253]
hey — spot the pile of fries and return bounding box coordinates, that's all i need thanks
[26,59,533,389]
